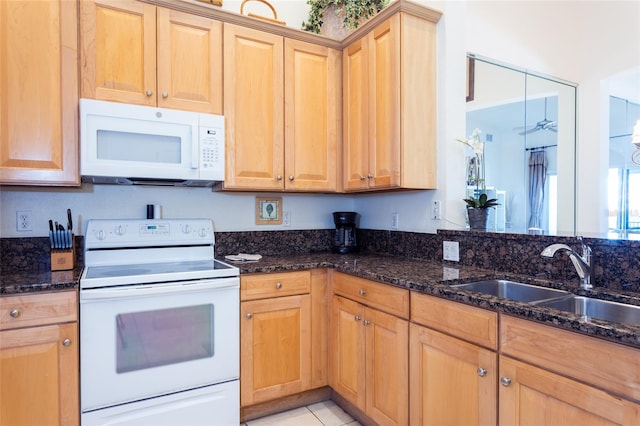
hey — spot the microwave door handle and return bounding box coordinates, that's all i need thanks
[191,134,199,169]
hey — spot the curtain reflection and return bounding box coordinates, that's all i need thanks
[528,150,547,230]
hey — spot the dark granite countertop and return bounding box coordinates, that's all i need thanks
[3,252,639,350]
[228,252,640,349]
[1,266,83,295]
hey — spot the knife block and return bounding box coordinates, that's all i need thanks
[51,236,75,271]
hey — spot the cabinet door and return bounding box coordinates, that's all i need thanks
[0,323,78,426]
[500,356,640,425]
[368,15,400,190]
[224,24,284,190]
[409,323,497,426]
[365,306,408,426]
[157,8,222,114]
[80,0,156,105]
[0,0,79,185]
[240,294,311,406]
[342,38,370,191]
[329,295,366,409]
[284,39,340,192]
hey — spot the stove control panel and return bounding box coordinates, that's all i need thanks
[85,219,215,249]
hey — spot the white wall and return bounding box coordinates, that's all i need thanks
[2,1,638,237]
[0,185,353,237]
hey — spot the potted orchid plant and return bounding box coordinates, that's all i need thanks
[457,128,499,230]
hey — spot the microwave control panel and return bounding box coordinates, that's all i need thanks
[199,125,224,178]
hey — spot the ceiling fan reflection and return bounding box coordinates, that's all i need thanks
[514,97,557,135]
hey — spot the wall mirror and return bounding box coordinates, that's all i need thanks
[466,55,577,236]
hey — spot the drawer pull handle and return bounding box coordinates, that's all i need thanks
[162,92,169,98]
[145,90,153,97]
[288,176,294,181]
[275,282,282,289]
[367,174,374,179]
[276,176,283,181]
[354,315,361,322]
[363,320,371,326]
[359,175,366,181]
[246,313,253,319]
[500,377,512,387]
[359,289,366,296]
[62,339,71,347]
[10,309,20,318]
[477,367,487,377]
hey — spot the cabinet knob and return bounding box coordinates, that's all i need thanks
[354,315,361,322]
[367,174,374,179]
[359,175,366,181]
[10,309,20,318]
[162,92,168,98]
[359,289,366,296]
[62,339,71,347]
[477,367,487,377]
[246,313,253,319]
[275,282,282,289]
[500,377,512,387]
[288,176,294,181]
[363,320,371,326]
[145,90,153,97]
[276,176,283,181]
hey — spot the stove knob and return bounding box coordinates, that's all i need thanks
[96,230,106,240]
[182,225,191,234]
[115,225,126,236]
[198,228,208,237]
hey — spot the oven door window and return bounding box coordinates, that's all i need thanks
[116,304,213,373]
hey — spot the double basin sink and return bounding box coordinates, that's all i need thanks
[452,279,640,326]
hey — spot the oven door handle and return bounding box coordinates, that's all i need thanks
[80,278,239,301]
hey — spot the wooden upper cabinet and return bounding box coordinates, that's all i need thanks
[80,0,222,114]
[223,24,284,190]
[343,12,437,191]
[368,17,400,190]
[80,0,156,105]
[343,37,370,191]
[0,0,79,185]
[284,39,341,192]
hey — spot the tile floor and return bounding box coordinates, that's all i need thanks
[243,400,361,426]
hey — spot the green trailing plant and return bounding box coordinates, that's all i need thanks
[463,193,499,209]
[301,0,389,34]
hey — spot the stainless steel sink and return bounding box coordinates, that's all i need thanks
[538,296,640,326]
[452,280,572,303]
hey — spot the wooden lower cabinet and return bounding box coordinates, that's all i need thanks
[409,323,497,426]
[0,291,78,426]
[240,270,328,408]
[330,294,409,426]
[241,293,311,405]
[500,356,640,425]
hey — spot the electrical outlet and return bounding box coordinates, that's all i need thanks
[16,210,32,232]
[391,212,399,229]
[431,200,441,220]
[283,211,291,227]
[443,241,460,262]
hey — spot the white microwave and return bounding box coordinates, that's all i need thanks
[80,98,225,186]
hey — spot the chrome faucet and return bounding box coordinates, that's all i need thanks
[540,237,592,289]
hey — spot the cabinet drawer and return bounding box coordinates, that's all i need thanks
[241,271,311,301]
[0,291,77,330]
[501,315,640,402]
[332,272,409,319]
[411,292,497,350]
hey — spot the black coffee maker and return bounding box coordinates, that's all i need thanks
[332,212,359,254]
